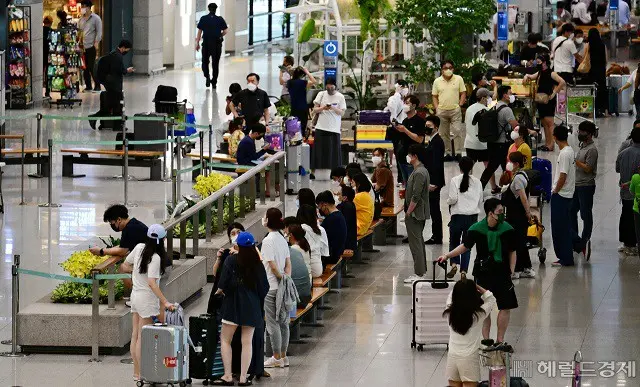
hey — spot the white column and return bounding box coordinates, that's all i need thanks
[133,0,164,75]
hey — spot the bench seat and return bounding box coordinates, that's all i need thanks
[61,148,163,181]
[313,270,336,288]
[187,152,237,163]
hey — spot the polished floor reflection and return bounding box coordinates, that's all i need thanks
[0,52,636,386]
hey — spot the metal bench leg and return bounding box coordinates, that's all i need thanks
[62,155,85,178]
[387,217,403,238]
[330,262,342,290]
[150,159,162,181]
[352,243,368,265]
[317,294,332,311]
[362,233,380,253]
[342,259,355,281]
[373,222,388,246]
[288,322,306,344]
[301,305,324,327]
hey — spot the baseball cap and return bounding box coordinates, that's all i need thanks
[476,88,492,100]
[236,231,256,247]
[147,224,167,244]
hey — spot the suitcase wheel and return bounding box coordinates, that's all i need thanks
[202,380,209,386]
[417,344,424,352]
[136,382,143,387]
[538,248,547,263]
[410,342,415,349]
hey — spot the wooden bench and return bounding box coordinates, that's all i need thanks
[0,148,50,172]
[288,287,329,344]
[313,270,336,288]
[351,219,385,264]
[374,201,405,245]
[61,149,164,181]
[325,257,344,290]
[187,152,237,164]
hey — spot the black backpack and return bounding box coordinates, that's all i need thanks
[94,54,110,84]
[474,105,508,143]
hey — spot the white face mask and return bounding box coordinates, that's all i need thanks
[81,7,88,15]
[406,155,413,164]
[371,156,382,166]
[575,37,584,44]
[247,83,257,92]
[400,88,409,97]
[510,130,520,141]
[506,162,514,172]
[486,97,492,106]
[231,235,238,245]
[343,176,351,186]
[509,94,516,104]
[261,217,268,227]
[331,179,340,186]
[403,104,411,113]
[443,69,454,77]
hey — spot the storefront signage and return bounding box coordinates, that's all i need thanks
[497,0,508,42]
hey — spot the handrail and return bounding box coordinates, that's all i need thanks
[91,256,122,273]
[162,151,286,231]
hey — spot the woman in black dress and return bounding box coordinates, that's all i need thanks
[586,28,608,117]
[214,232,269,386]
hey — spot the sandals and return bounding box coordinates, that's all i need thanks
[238,381,253,386]
[212,378,235,386]
[537,145,554,152]
[446,265,458,279]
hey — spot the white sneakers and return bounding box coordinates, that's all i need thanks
[403,274,428,283]
[512,268,536,280]
[283,356,290,367]
[264,356,284,368]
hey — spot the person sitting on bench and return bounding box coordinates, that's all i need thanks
[351,173,375,236]
[316,190,347,267]
[338,185,357,253]
[286,224,313,308]
[371,147,395,207]
[236,122,272,195]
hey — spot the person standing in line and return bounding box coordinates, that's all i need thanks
[585,28,608,117]
[78,0,102,92]
[502,151,536,279]
[424,116,445,246]
[214,231,269,386]
[196,3,228,89]
[523,54,566,152]
[446,156,483,279]
[261,208,292,369]
[311,78,347,175]
[432,60,466,161]
[394,94,427,184]
[279,55,294,103]
[437,198,518,345]
[231,73,272,131]
[506,128,532,170]
[480,86,520,191]
[550,23,582,85]
[384,79,409,180]
[616,127,640,256]
[618,61,640,118]
[550,125,577,267]
[571,121,598,258]
[403,144,431,284]
[465,88,496,191]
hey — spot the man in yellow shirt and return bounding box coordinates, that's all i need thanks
[351,173,374,235]
[432,60,467,161]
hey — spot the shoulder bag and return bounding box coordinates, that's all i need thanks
[577,44,591,74]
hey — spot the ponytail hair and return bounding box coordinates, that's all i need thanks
[458,156,474,193]
[288,224,310,252]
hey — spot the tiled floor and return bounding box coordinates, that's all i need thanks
[0,52,637,386]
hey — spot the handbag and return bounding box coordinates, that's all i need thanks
[310,91,325,129]
[535,93,550,104]
[577,46,591,74]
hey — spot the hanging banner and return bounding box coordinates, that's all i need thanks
[497,0,509,42]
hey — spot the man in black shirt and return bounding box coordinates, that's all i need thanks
[231,73,272,132]
[394,94,426,184]
[437,198,518,344]
[316,191,347,266]
[519,33,547,66]
[337,186,358,252]
[424,116,445,245]
[196,3,228,89]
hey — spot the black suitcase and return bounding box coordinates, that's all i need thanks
[133,112,167,152]
[188,313,222,383]
[115,132,135,151]
[154,85,179,115]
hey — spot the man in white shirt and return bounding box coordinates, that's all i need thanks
[312,78,347,174]
[571,1,592,24]
[384,79,409,184]
[550,125,577,267]
[606,0,631,26]
[551,23,582,85]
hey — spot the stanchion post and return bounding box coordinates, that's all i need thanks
[161,118,170,182]
[208,124,213,174]
[38,139,60,208]
[123,138,136,207]
[199,131,205,178]
[176,136,182,200]
[29,113,44,178]
[107,266,115,310]
[89,272,101,362]
[20,136,24,205]
[170,117,176,176]
[0,255,27,357]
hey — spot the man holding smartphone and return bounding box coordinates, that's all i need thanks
[395,94,427,184]
[312,78,347,176]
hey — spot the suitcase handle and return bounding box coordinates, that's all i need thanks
[432,260,449,289]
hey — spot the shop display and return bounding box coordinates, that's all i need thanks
[6,5,33,109]
[47,25,83,103]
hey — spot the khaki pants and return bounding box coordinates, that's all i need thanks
[437,107,464,154]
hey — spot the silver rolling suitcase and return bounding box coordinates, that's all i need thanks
[285,143,311,195]
[411,261,453,351]
[134,112,168,152]
[609,75,634,116]
[139,323,190,387]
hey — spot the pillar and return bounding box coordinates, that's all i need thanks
[133,0,164,75]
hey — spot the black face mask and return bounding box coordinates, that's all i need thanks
[110,223,119,232]
[537,64,543,71]
[578,133,589,142]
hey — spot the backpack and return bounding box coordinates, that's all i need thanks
[94,54,110,84]
[474,105,509,143]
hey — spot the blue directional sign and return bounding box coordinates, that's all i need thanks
[497,0,508,42]
[610,0,619,10]
[324,40,339,57]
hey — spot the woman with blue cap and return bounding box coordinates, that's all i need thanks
[121,224,175,382]
[215,231,270,386]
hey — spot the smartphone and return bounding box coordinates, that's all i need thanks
[326,104,332,107]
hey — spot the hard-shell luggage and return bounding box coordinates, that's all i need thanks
[411,261,453,351]
[286,143,311,195]
[134,112,168,152]
[358,110,391,125]
[608,75,633,116]
[617,75,634,115]
[139,323,190,386]
[188,314,223,384]
[154,85,179,114]
[531,157,552,201]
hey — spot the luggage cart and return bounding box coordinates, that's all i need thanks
[154,98,196,157]
[555,84,599,138]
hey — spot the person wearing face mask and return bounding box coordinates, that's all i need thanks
[550,23,582,85]
[468,73,497,105]
[573,29,586,59]
[618,62,640,118]
[231,73,272,131]
[465,88,496,190]
[296,204,327,275]
[571,0,593,24]
[479,86,521,191]
[284,224,313,308]
[385,79,410,178]
[395,94,426,184]
[370,148,395,207]
[316,191,348,268]
[423,116,445,246]
[89,204,150,298]
[403,144,431,283]
[501,152,536,280]
[550,125,577,267]
[432,60,466,161]
[311,78,347,176]
[437,198,518,345]
[77,0,102,92]
[236,122,273,195]
[524,54,566,151]
[506,128,532,170]
[209,222,245,313]
[571,121,598,259]
[88,40,134,130]
[336,185,358,252]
